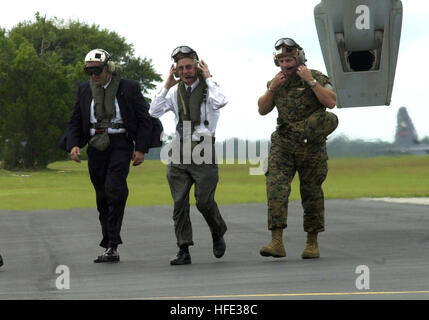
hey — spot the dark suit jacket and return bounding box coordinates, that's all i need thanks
[65,78,156,153]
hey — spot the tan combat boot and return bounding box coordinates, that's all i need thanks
[301,232,320,259]
[260,228,286,258]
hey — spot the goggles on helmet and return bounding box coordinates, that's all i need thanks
[274,38,298,53]
[171,46,198,61]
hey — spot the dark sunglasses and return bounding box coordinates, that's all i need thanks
[274,38,298,51]
[171,46,198,61]
[84,66,104,76]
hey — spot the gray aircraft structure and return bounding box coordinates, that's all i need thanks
[384,107,429,155]
[315,0,402,108]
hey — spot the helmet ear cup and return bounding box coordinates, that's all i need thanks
[273,55,279,67]
[174,64,179,78]
[194,59,202,76]
[99,49,115,73]
[106,60,116,73]
[297,48,307,65]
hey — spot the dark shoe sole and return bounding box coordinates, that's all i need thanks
[170,259,191,265]
[302,255,320,259]
[94,255,120,263]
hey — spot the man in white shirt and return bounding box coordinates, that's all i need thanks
[150,46,228,265]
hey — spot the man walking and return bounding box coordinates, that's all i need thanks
[258,38,337,259]
[150,46,228,265]
[65,49,153,263]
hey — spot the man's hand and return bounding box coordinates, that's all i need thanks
[70,146,81,163]
[164,64,180,89]
[269,71,288,91]
[258,71,286,115]
[132,151,145,166]
[198,60,212,79]
[296,65,313,83]
[296,65,337,108]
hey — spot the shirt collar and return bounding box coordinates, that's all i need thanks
[103,76,112,89]
[184,77,200,92]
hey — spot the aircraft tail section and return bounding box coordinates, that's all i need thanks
[394,107,419,147]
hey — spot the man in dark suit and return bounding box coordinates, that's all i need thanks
[66,49,152,263]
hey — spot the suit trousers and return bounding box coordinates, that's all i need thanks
[87,133,134,249]
[167,162,227,247]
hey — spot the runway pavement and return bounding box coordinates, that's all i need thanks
[0,199,428,300]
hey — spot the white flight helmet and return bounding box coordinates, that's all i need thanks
[84,49,115,73]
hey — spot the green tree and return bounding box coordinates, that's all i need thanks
[0,13,162,170]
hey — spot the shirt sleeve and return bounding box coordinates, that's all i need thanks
[311,70,331,88]
[149,87,175,118]
[205,77,228,110]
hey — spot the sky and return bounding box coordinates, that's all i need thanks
[0,0,428,143]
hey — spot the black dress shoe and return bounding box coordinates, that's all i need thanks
[94,247,120,263]
[170,250,191,265]
[212,235,226,258]
[0,254,3,267]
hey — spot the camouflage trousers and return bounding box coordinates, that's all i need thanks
[266,131,328,232]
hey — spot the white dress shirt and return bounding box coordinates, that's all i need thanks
[149,77,227,139]
[89,79,126,136]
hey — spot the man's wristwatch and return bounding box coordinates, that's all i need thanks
[308,79,317,87]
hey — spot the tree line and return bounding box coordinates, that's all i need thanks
[0,13,161,170]
[1,14,424,170]
[144,135,428,161]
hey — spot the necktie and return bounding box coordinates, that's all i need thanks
[187,86,192,97]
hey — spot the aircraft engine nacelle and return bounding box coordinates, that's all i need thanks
[314,0,403,108]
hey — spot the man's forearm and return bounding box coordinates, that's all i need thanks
[258,89,275,115]
[310,84,336,109]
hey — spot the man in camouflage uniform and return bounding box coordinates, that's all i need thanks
[257,38,338,259]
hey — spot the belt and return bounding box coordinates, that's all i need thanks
[90,123,126,135]
[90,123,125,130]
[90,130,128,138]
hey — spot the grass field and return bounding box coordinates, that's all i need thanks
[0,155,428,210]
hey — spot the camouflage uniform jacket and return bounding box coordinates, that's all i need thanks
[268,70,332,145]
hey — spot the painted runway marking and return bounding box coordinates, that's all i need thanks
[362,197,429,205]
[143,290,429,300]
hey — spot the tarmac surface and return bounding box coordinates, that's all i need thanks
[0,199,428,300]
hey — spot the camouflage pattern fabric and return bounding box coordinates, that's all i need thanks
[304,109,338,144]
[265,70,334,232]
